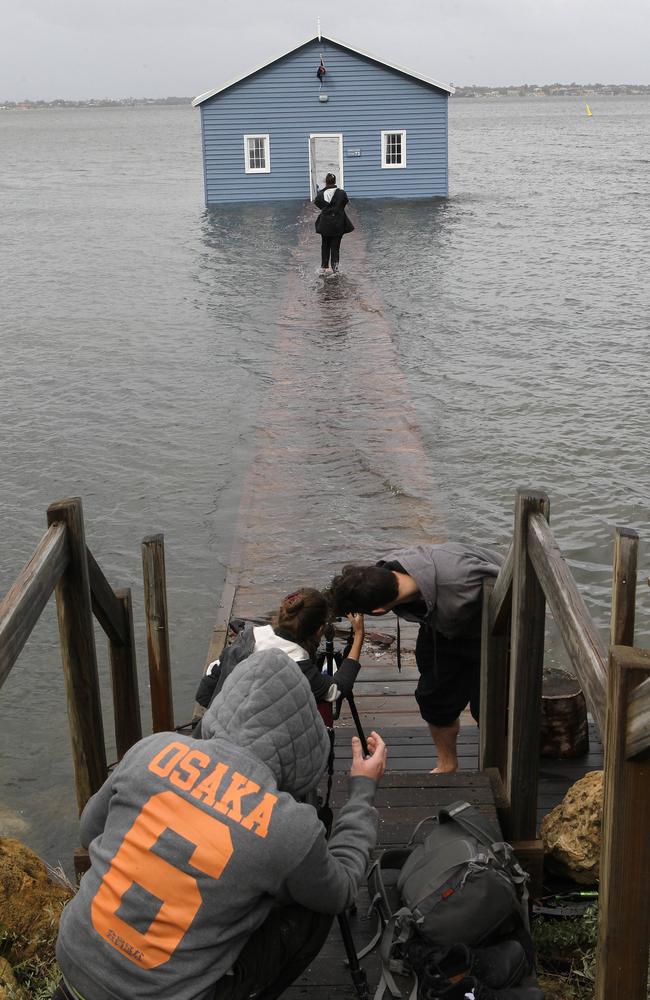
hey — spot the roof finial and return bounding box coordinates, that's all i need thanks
[317,16,321,42]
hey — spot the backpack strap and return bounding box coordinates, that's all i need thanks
[438,800,503,846]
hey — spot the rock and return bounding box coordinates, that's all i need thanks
[0,957,18,999]
[0,837,73,965]
[364,631,395,647]
[540,771,603,884]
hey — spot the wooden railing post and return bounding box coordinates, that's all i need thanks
[141,533,174,732]
[596,646,650,1000]
[479,578,509,775]
[46,498,107,812]
[108,588,142,758]
[504,488,550,840]
[610,527,638,647]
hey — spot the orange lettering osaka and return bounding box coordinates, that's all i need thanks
[147,741,277,838]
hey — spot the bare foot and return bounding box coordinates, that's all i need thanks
[430,760,458,774]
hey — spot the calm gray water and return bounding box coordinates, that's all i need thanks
[1,97,648,865]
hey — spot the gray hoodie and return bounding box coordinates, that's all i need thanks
[379,542,503,638]
[57,649,378,1000]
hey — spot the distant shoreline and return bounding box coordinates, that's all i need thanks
[2,84,650,109]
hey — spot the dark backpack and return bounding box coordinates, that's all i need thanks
[361,801,532,999]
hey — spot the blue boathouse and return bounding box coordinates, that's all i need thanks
[193,34,454,204]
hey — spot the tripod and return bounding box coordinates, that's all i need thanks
[321,622,371,1000]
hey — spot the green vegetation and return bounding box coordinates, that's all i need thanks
[0,924,61,999]
[533,905,650,1000]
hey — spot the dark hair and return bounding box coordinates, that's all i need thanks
[325,173,336,186]
[328,565,399,615]
[275,587,328,656]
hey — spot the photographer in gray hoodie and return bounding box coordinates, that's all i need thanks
[330,543,503,773]
[55,648,386,1000]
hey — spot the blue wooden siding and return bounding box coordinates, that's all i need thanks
[199,38,448,203]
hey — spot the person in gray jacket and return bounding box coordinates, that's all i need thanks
[54,648,386,1000]
[330,543,503,773]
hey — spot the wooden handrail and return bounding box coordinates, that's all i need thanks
[610,527,638,647]
[142,533,174,732]
[596,646,650,999]
[0,524,69,689]
[627,671,650,760]
[87,546,128,646]
[527,511,608,734]
[489,541,513,635]
[505,490,549,840]
[47,498,107,810]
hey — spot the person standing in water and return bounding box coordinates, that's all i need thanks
[314,173,354,274]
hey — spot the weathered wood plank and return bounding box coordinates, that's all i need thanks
[505,490,549,840]
[0,523,68,689]
[627,673,650,760]
[490,540,513,635]
[47,498,107,812]
[610,527,638,647]
[479,577,509,773]
[527,511,607,734]
[142,533,174,732]
[595,647,650,1000]
[108,588,142,759]
[87,546,128,646]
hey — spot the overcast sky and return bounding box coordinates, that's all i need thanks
[2,0,649,101]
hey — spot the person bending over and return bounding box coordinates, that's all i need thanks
[329,542,503,773]
[54,648,387,1000]
[194,587,365,724]
[314,172,354,274]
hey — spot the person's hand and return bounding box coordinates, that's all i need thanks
[350,731,387,783]
[346,611,365,637]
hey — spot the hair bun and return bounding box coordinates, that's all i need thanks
[284,592,304,613]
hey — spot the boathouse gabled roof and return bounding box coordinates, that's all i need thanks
[192,33,455,106]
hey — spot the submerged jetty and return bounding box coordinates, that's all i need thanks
[1,490,649,997]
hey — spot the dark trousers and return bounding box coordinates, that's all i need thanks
[54,905,333,1000]
[321,233,342,268]
[414,624,481,728]
[214,904,332,1000]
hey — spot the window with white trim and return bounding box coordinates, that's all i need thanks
[381,130,406,168]
[244,134,270,173]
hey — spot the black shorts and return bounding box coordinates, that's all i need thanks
[414,624,481,727]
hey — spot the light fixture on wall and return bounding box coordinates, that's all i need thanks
[319,93,329,103]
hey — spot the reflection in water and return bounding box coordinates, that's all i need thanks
[0,100,649,866]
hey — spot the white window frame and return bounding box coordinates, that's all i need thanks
[381,130,407,169]
[243,133,271,174]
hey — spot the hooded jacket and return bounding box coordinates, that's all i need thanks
[57,650,378,1000]
[378,542,503,638]
[194,623,360,715]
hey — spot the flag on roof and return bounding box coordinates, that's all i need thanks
[316,58,326,82]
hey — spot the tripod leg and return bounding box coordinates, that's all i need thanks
[346,693,368,756]
[338,911,370,999]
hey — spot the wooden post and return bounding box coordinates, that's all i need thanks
[479,578,509,776]
[47,498,107,812]
[505,488,550,840]
[595,646,650,1000]
[108,588,142,758]
[141,533,174,732]
[610,527,638,647]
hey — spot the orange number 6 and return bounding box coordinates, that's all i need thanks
[91,790,234,969]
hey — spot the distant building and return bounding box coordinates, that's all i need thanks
[193,34,454,204]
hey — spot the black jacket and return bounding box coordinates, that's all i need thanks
[194,623,360,712]
[314,187,354,237]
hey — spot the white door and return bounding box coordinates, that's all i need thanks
[309,134,343,199]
